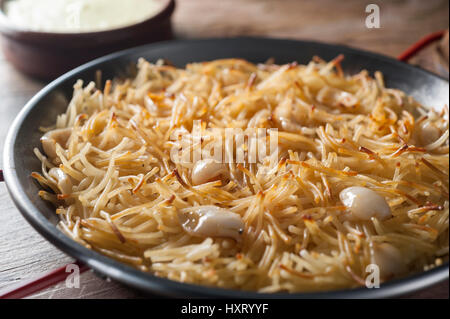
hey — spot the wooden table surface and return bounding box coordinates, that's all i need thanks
[0,0,448,299]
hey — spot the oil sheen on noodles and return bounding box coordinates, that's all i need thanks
[32,57,449,292]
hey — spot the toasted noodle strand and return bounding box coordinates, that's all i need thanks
[33,57,449,293]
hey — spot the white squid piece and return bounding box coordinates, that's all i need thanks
[40,128,72,159]
[339,186,392,221]
[48,167,73,194]
[191,159,229,185]
[316,86,359,108]
[373,243,406,279]
[417,121,441,146]
[180,206,245,241]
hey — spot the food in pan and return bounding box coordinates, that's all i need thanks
[32,57,449,292]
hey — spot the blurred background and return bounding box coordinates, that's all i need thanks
[172,0,449,76]
[0,0,448,299]
[174,0,447,57]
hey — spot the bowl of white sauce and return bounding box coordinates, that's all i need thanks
[0,0,175,78]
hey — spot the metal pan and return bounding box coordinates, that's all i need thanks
[2,38,449,298]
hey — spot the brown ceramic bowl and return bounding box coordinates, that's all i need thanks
[0,0,175,79]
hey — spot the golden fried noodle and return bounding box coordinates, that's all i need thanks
[33,57,449,292]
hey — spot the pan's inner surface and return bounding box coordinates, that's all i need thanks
[7,38,449,297]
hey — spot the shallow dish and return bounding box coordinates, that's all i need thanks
[0,0,175,79]
[3,38,449,298]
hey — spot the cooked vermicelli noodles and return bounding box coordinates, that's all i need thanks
[33,57,449,292]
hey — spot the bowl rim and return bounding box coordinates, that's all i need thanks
[3,37,449,298]
[0,0,175,37]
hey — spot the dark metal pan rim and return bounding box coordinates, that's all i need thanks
[3,37,449,298]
